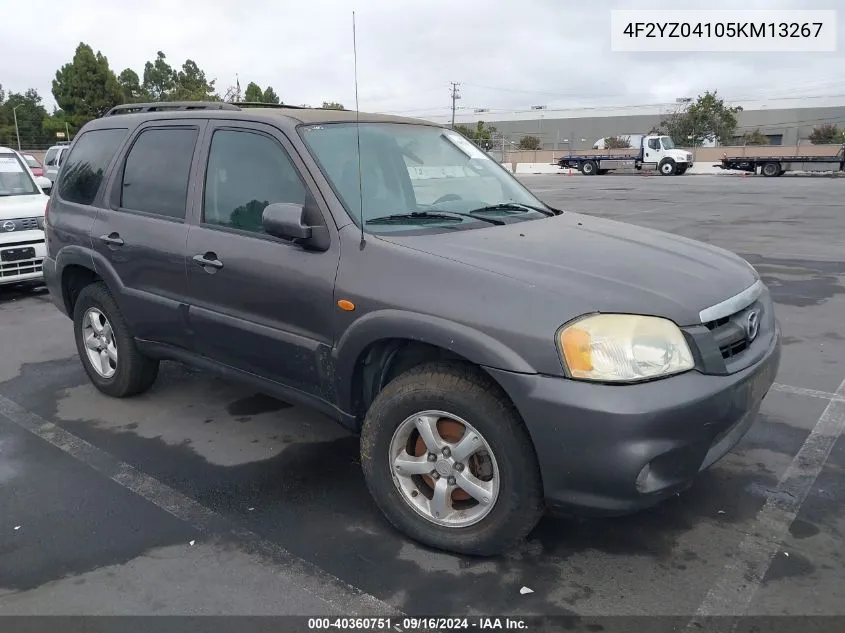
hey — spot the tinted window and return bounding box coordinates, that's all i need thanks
[121,128,198,219]
[203,129,306,234]
[58,129,127,205]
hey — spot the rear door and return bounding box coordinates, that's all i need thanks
[183,121,341,397]
[91,120,207,348]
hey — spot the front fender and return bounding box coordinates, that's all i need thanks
[333,309,537,412]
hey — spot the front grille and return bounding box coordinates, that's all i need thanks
[0,259,43,278]
[1,217,39,232]
[704,309,752,360]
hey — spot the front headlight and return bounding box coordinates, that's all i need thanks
[557,314,695,383]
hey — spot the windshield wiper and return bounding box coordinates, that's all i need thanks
[467,202,555,216]
[366,211,504,226]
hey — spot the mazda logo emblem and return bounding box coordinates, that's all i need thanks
[746,310,760,342]
[2,221,15,232]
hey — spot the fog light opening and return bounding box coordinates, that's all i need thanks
[635,463,652,493]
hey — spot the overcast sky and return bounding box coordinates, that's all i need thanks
[2,0,843,121]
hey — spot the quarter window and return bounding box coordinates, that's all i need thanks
[203,129,306,234]
[57,129,127,205]
[121,127,198,219]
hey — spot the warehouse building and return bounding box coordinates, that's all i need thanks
[424,96,845,151]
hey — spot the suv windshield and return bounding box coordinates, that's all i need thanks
[0,153,38,197]
[299,122,551,233]
[660,136,676,150]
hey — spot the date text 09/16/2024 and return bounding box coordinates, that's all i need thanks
[307,617,529,631]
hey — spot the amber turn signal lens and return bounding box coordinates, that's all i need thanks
[337,299,355,311]
[560,327,593,373]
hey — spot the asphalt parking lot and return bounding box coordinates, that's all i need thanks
[1,174,843,626]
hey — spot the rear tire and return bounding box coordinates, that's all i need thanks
[73,282,159,398]
[360,361,544,556]
[581,160,597,175]
[762,161,781,177]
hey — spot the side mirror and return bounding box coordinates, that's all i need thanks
[262,202,312,240]
[35,176,52,193]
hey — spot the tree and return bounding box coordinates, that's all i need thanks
[661,91,742,146]
[518,135,541,150]
[808,123,845,145]
[741,129,770,145]
[322,101,344,110]
[0,89,50,148]
[262,87,280,104]
[118,68,148,103]
[455,121,498,149]
[171,60,217,101]
[142,51,176,101]
[604,135,632,149]
[244,82,264,102]
[52,42,122,121]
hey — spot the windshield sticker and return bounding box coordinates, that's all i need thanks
[443,132,491,160]
[0,156,25,173]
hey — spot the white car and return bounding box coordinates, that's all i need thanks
[0,147,53,288]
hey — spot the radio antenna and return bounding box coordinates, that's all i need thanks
[352,11,365,249]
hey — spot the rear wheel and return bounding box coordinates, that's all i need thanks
[581,160,597,175]
[762,161,781,177]
[360,362,544,556]
[73,282,159,398]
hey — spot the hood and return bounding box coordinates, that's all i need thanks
[0,193,49,221]
[382,212,758,326]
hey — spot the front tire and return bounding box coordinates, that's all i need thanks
[659,159,676,176]
[73,282,159,398]
[360,361,543,556]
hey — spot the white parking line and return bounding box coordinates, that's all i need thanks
[772,382,845,403]
[0,394,402,619]
[688,374,845,630]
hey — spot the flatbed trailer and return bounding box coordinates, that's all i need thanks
[715,144,845,176]
[555,134,693,176]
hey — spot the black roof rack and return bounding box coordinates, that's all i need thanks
[231,102,308,109]
[105,102,241,116]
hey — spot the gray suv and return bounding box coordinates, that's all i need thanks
[43,101,781,556]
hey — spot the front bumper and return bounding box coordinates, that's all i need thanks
[0,237,46,286]
[487,323,781,516]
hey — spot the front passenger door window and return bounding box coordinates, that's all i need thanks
[202,129,306,233]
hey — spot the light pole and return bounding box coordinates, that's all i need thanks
[12,105,22,151]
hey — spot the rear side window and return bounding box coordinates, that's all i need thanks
[44,148,58,166]
[58,129,127,205]
[120,127,198,220]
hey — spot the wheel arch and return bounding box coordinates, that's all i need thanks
[55,247,125,316]
[334,310,536,425]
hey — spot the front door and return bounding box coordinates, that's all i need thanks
[184,122,340,398]
[91,121,206,348]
